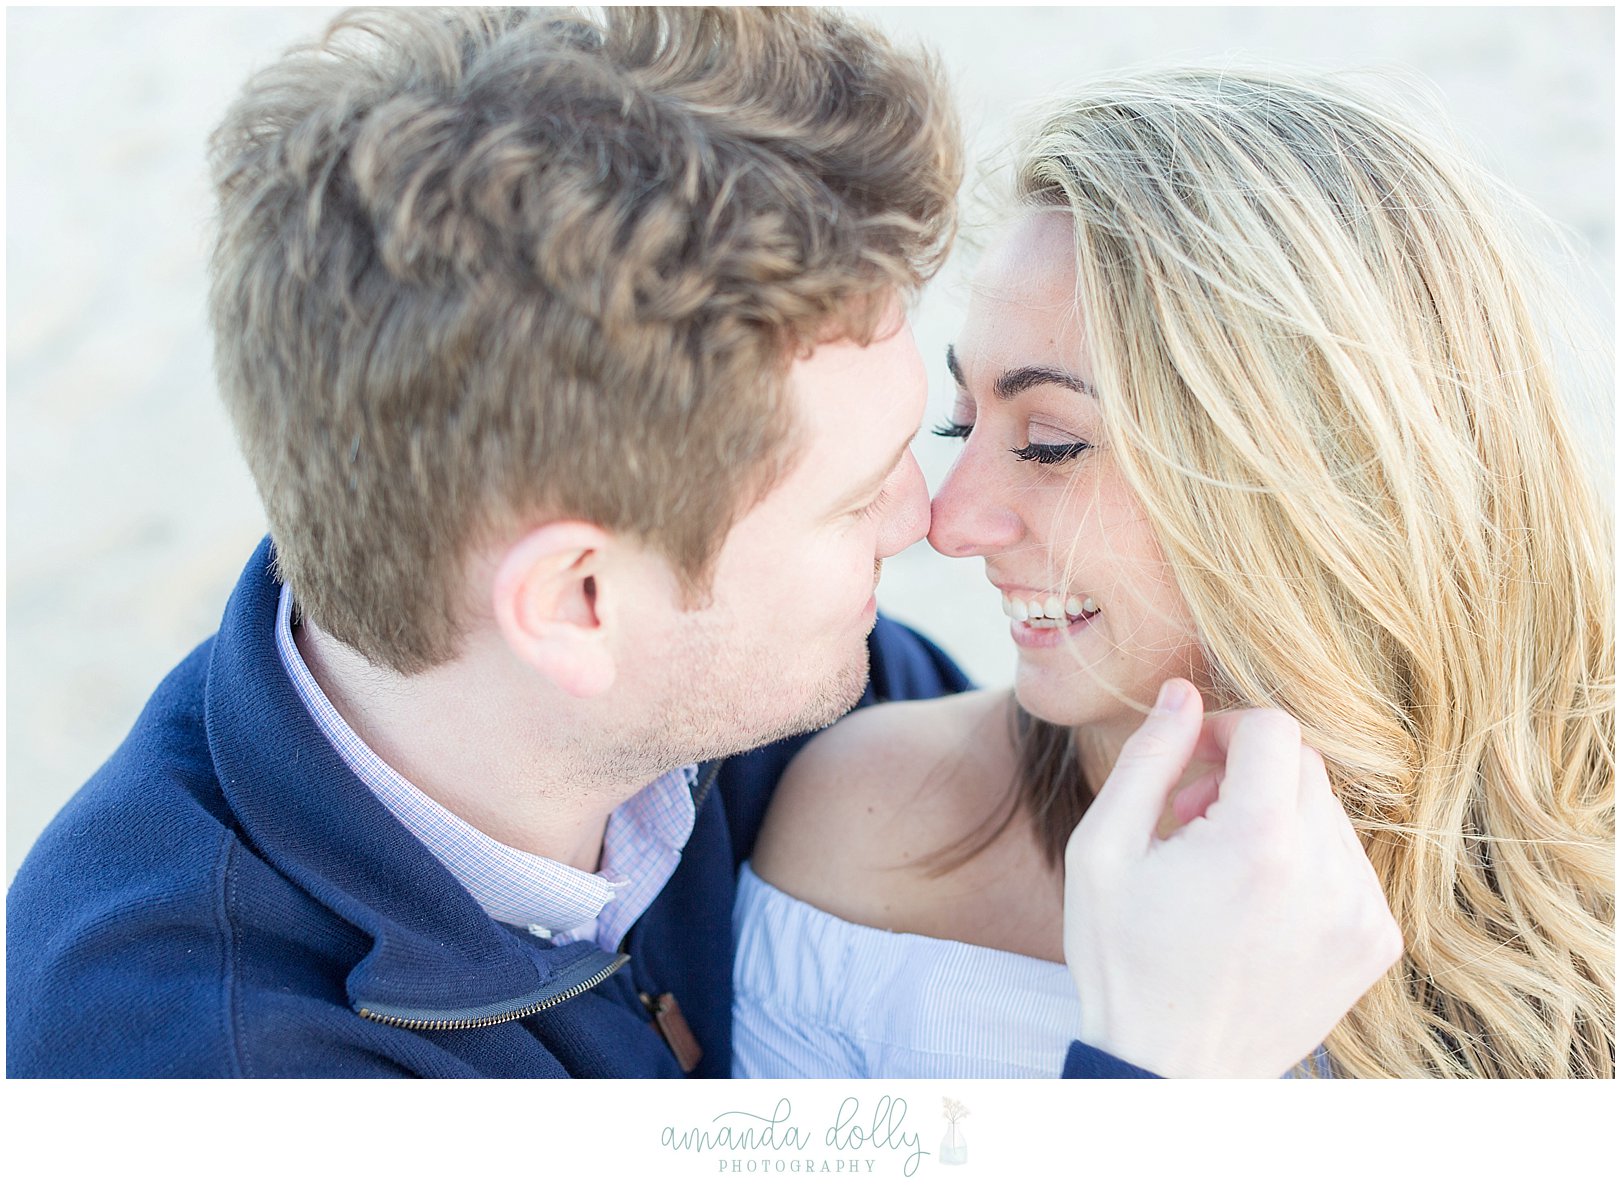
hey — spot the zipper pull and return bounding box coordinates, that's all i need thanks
[640,991,703,1073]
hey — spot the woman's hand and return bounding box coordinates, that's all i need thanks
[1063,678,1402,1078]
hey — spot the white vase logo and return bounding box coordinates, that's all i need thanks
[938,1096,969,1166]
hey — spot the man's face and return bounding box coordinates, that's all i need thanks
[626,314,931,764]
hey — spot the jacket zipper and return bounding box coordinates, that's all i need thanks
[689,759,722,814]
[359,764,717,1032]
[357,952,630,1031]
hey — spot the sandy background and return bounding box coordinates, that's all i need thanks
[6,5,1613,880]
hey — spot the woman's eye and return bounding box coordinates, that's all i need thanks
[934,414,1088,464]
[1010,441,1091,465]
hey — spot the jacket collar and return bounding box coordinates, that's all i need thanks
[203,538,587,1019]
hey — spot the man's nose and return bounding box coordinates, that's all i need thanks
[875,450,931,558]
[926,447,1022,559]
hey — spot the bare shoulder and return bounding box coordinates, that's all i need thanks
[750,688,1017,929]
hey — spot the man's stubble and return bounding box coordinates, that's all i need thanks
[580,609,872,788]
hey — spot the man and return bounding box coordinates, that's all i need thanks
[8,7,1396,1078]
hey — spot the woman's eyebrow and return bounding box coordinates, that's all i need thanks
[994,365,1095,400]
[945,344,1096,400]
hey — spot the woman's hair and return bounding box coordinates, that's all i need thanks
[1006,68,1613,1077]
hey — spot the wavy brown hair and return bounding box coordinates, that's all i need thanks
[1002,68,1613,1077]
[208,6,959,672]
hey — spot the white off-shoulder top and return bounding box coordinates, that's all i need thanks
[731,861,1083,1078]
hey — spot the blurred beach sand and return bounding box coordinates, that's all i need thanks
[6,6,1613,877]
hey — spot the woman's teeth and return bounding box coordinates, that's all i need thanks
[1002,592,1099,628]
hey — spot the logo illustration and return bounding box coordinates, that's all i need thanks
[938,1097,969,1166]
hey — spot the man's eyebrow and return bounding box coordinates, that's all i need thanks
[944,344,1096,401]
[835,437,910,511]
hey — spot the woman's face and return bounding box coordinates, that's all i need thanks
[928,211,1208,732]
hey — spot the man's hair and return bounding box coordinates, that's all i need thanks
[208,6,959,672]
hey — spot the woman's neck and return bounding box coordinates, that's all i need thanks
[1073,720,1135,796]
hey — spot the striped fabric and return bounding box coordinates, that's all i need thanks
[733,863,1334,1079]
[732,862,1084,1078]
[275,585,695,951]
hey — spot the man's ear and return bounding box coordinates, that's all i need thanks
[491,522,617,699]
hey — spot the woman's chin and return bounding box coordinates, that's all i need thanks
[1009,676,1097,729]
[1011,670,1161,731]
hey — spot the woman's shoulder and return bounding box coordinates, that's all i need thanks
[749,688,1017,930]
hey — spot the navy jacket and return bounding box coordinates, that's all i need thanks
[8,538,1149,1078]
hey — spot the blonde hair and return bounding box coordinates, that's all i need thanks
[209,6,958,672]
[1014,68,1613,1077]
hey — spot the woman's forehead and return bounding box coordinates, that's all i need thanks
[979,210,1072,268]
[958,212,1091,373]
[969,211,1080,310]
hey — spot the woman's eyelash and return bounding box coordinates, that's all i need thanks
[933,418,1089,465]
[1011,441,1091,465]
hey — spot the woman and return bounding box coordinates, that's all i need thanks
[733,68,1614,1078]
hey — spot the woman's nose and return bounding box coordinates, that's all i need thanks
[927,445,1023,559]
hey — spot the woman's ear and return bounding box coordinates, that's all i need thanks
[491,521,617,698]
